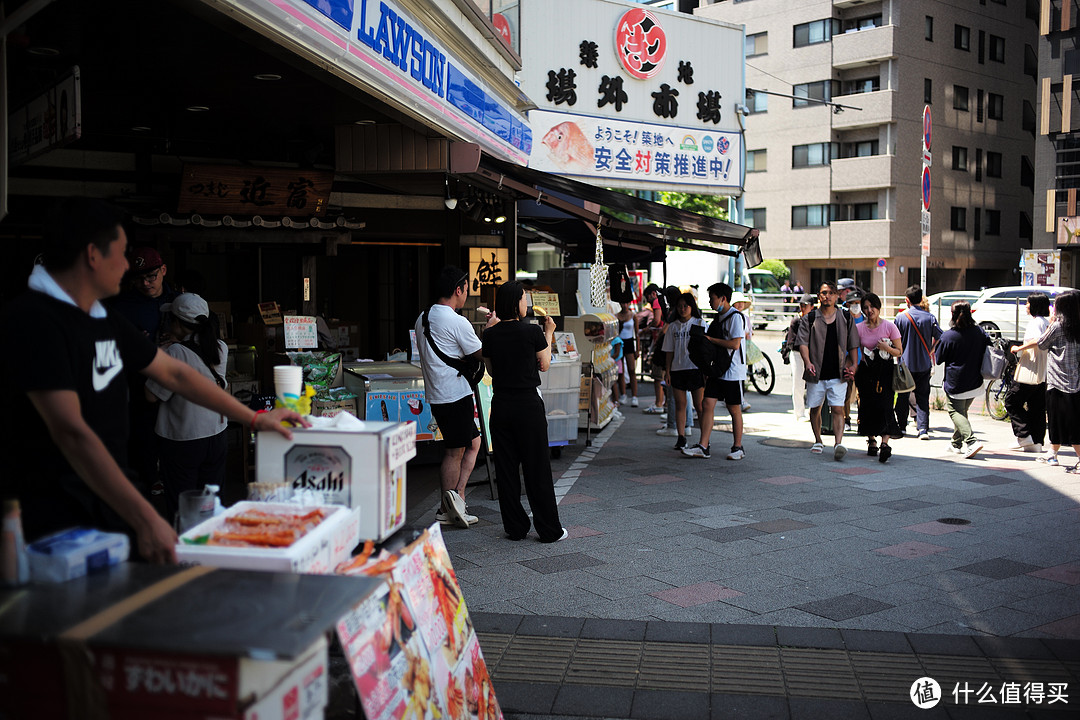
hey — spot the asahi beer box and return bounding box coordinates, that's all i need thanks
[256,421,416,541]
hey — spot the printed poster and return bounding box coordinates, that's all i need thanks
[336,525,503,720]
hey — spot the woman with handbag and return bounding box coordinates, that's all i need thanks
[854,293,903,462]
[936,301,991,458]
[1006,293,1052,454]
[481,281,566,543]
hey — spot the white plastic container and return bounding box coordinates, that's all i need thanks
[176,502,360,574]
[26,528,130,583]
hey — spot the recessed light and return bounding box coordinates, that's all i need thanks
[186,105,210,112]
[27,46,60,56]
[354,119,376,125]
[254,73,282,81]
[131,126,152,132]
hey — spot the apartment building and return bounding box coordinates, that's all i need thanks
[697,0,1038,295]
[1032,0,1080,287]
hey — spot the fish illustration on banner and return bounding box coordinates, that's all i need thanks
[541,121,595,170]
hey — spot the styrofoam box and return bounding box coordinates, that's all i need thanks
[546,414,578,444]
[176,502,360,574]
[540,360,581,391]
[542,388,578,416]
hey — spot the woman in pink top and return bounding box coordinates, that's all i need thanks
[855,292,903,462]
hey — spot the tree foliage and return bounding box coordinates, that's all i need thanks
[657,192,729,221]
[757,258,790,280]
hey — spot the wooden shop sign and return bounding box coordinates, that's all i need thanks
[177,164,333,217]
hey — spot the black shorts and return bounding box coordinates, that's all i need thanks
[670,368,704,391]
[430,395,480,449]
[621,337,638,356]
[704,377,744,406]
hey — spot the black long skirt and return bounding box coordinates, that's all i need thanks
[855,353,902,438]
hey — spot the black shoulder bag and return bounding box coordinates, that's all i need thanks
[421,309,485,386]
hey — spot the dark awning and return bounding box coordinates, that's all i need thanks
[449,143,758,260]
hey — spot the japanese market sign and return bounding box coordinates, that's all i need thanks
[283,315,318,349]
[233,0,531,165]
[178,164,333,217]
[7,66,81,166]
[336,525,504,720]
[519,0,744,192]
[529,291,562,316]
[529,109,739,187]
[468,248,509,293]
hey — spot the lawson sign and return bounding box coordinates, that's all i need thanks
[235,0,531,164]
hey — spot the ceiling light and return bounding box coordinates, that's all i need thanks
[254,73,282,81]
[444,177,457,209]
[27,46,60,56]
[131,126,152,132]
[494,213,507,224]
[354,119,376,125]
[186,105,210,112]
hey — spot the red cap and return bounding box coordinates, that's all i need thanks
[130,247,163,274]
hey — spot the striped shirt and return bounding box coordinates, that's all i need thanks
[1037,323,1080,393]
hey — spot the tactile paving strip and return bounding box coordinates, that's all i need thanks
[476,632,1080,706]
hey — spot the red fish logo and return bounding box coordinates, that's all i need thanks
[615,8,667,80]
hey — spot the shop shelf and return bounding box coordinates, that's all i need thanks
[546,414,579,444]
[542,388,579,417]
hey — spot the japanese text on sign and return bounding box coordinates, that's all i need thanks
[283,316,318,349]
[469,247,509,293]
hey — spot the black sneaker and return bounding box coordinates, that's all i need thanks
[674,435,687,450]
[700,444,711,459]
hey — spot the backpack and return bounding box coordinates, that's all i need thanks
[688,310,744,378]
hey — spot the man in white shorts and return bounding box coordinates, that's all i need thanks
[796,281,859,460]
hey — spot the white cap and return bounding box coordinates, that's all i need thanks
[160,293,210,324]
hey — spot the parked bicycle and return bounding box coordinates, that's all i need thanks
[984,339,1020,421]
[743,339,775,395]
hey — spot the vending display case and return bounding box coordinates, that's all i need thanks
[563,314,619,430]
[343,362,439,441]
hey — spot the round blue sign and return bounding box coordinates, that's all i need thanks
[922,166,932,211]
[701,135,714,153]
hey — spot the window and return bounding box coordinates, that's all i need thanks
[792,143,835,168]
[975,148,983,181]
[746,149,767,172]
[842,203,879,221]
[792,204,836,228]
[746,90,767,114]
[976,89,984,122]
[954,24,970,51]
[745,32,768,57]
[954,85,969,111]
[925,16,933,41]
[744,208,766,230]
[950,206,967,231]
[843,77,880,95]
[841,140,879,158]
[793,19,835,48]
[986,209,1001,236]
[924,78,932,104]
[974,206,981,241]
[988,93,1004,120]
[842,15,882,32]
[986,151,1003,177]
[793,81,832,108]
[952,146,968,171]
[989,34,1005,62]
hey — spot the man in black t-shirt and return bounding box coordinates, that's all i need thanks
[1,198,304,563]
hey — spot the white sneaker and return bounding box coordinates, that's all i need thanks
[1010,436,1035,451]
[1038,453,1059,466]
[631,396,639,408]
[918,433,930,441]
[1030,443,1043,454]
[741,402,752,412]
[681,445,706,458]
[963,441,983,459]
[726,447,745,461]
[949,445,965,455]
[656,427,679,437]
[442,490,472,529]
[436,508,478,525]
[833,444,847,461]
[619,394,629,405]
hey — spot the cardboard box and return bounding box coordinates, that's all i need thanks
[176,502,361,574]
[311,396,357,418]
[256,421,415,542]
[364,389,437,441]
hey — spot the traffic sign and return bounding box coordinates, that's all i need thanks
[921,210,931,257]
[923,105,932,152]
[921,166,932,211]
[876,258,887,269]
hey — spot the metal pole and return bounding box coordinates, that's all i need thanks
[920,254,927,293]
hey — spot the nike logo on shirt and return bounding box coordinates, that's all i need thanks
[93,340,123,391]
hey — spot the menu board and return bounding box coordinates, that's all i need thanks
[336,525,503,720]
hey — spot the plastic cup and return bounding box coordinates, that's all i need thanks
[177,490,216,534]
[273,365,303,401]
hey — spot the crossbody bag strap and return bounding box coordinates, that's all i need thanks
[422,309,468,378]
[181,340,225,388]
[902,310,933,361]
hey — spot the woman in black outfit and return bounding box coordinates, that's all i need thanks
[482,282,566,543]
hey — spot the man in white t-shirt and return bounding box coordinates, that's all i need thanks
[683,283,747,460]
[415,266,491,529]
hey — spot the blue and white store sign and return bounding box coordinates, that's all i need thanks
[520,0,744,192]
[227,0,532,164]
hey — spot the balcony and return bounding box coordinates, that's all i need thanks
[832,24,896,69]
[829,219,894,257]
[831,155,895,192]
[832,90,894,129]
